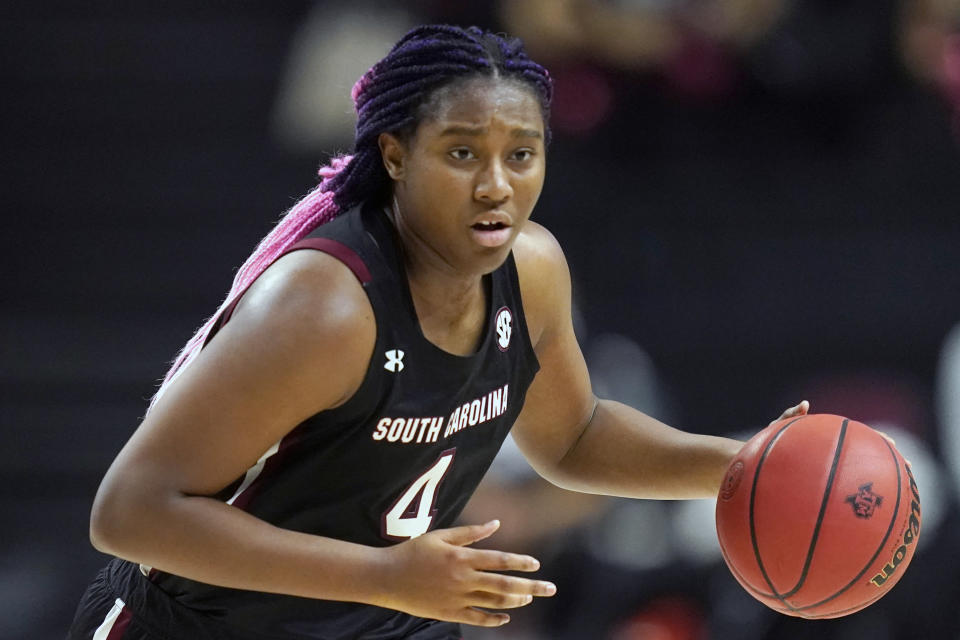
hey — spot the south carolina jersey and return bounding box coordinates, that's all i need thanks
[142,201,541,637]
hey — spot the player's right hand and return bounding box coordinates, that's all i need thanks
[374,519,557,627]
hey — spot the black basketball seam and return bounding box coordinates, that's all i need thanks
[722,552,776,599]
[802,586,888,619]
[791,436,903,613]
[748,415,809,610]
[778,419,849,600]
[719,537,775,597]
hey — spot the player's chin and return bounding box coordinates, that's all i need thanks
[476,242,517,271]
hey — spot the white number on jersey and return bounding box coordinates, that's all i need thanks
[383,449,456,540]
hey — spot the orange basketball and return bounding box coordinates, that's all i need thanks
[715,414,921,618]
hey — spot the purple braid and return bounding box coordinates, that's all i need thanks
[150,25,552,408]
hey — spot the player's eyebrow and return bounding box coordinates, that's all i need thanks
[439,125,486,137]
[511,128,543,139]
[439,125,542,139]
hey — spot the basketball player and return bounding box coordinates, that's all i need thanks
[68,25,808,640]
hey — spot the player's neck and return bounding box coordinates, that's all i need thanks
[406,267,488,356]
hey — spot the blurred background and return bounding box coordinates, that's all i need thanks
[3,1,960,638]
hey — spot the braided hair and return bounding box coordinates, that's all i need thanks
[150,25,553,408]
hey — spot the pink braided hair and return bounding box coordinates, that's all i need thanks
[148,155,353,409]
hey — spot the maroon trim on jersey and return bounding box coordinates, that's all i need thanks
[214,238,372,331]
[213,295,244,335]
[106,606,133,639]
[229,428,305,512]
[286,237,372,284]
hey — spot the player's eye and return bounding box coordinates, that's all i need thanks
[511,148,535,162]
[449,147,475,161]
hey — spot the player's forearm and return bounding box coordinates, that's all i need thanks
[89,482,388,606]
[546,399,744,499]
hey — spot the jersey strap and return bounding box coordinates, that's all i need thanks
[284,237,372,284]
[209,237,372,336]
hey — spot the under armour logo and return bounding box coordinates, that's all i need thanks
[384,349,405,372]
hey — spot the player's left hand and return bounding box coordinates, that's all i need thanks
[769,400,809,426]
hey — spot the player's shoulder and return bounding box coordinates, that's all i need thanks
[513,219,566,273]
[230,248,376,360]
[512,220,572,345]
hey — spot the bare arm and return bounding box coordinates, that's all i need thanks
[91,251,386,599]
[91,250,553,627]
[542,399,743,499]
[511,223,798,499]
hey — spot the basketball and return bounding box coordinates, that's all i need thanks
[715,414,921,618]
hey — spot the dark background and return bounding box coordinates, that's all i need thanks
[3,1,959,638]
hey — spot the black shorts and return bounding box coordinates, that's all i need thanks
[66,559,463,640]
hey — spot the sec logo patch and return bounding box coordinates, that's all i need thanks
[495,306,512,351]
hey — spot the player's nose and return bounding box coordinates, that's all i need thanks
[474,159,512,204]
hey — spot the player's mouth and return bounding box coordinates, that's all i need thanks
[470,214,513,248]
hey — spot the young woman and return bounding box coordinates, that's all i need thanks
[68,25,806,640]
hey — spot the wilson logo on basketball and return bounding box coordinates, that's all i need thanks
[870,464,921,588]
[845,482,883,518]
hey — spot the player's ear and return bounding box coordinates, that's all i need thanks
[378,132,407,181]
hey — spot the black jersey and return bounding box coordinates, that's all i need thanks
[145,202,541,638]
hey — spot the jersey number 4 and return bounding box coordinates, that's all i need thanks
[382,449,456,540]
